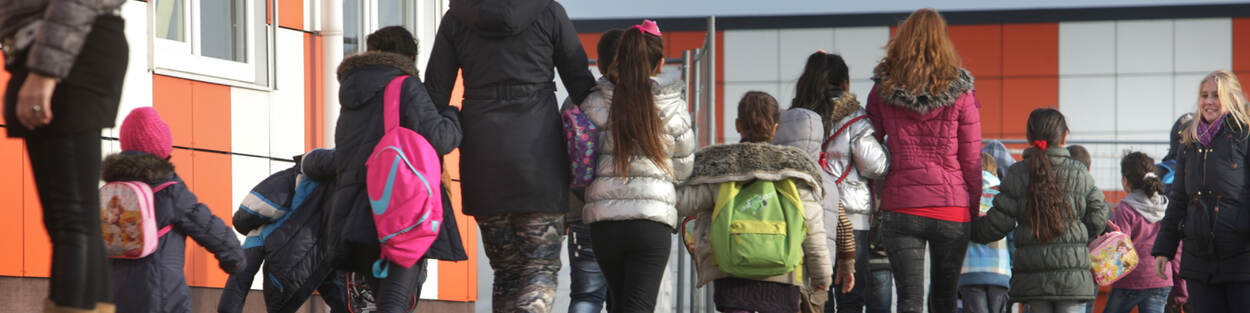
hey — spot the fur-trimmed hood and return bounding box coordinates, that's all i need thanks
[827,91,861,123]
[336,51,419,82]
[686,142,823,194]
[102,151,175,182]
[873,69,975,114]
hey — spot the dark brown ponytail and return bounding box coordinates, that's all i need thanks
[606,28,668,176]
[1121,152,1164,197]
[1025,108,1071,242]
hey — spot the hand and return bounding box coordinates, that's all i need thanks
[16,72,57,130]
[1155,256,1169,280]
[834,270,855,293]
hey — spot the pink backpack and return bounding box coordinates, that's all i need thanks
[1089,221,1139,286]
[562,105,598,188]
[100,181,177,259]
[365,75,443,278]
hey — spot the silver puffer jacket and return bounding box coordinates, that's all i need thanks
[0,0,126,78]
[581,73,696,228]
[775,92,889,230]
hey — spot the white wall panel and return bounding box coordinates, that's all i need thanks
[231,88,272,156]
[271,28,308,158]
[114,1,153,139]
[1116,75,1173,140]
[724,30,780,82]
[1060,77,1117,139]
[1116,20,1174,75]
[1172,73,1206,119]
[1059,21,1117,75]
[779,28,834,82]
[1174,18,1232,73]
[834,27,890,80]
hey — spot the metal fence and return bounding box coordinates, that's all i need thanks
[986,138,1170,203]
[672,16,717,313]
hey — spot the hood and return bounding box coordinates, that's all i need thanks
[102,151,176,182]
[982,140,1017,178]
[1122,189,1169,223]
[594,71,685,103]
[337,52,420,109]
[299,148,336,182]
[873,69,975,114]
[450,0,553,38]
[827,91,862,123]
[686,142,823,195]
[982,170,1000,189]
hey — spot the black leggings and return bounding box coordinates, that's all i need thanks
[27,132,111,309]
[883,211,969,313]
[590,220,672,313]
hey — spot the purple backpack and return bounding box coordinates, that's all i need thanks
[365,76,443,278]
[562,105,599,188]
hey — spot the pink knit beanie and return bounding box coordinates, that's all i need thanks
[120,107,173,159]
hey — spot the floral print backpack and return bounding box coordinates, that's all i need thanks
[1089,221,1139,286]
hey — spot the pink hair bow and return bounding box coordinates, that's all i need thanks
[632,19,662,37]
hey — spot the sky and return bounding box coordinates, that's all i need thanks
[562,0,1245,20]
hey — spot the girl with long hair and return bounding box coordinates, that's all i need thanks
[1103,152,1176,313]
[774,51,889,312]
[971,108,1109,313]
[863,8,983,313]
[1152,70,1250,313]
[579,20,696,312]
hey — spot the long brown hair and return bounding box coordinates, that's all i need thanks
[606,28,668,176]
[1025,108,1071,242]
[873,8,962,97]
[792,51,850,136]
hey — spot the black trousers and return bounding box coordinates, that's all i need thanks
[365,258,428,313]
[590,220,672,313]
[26,131,111,308]
[1187,280,1250,313]
[882,211,969,313]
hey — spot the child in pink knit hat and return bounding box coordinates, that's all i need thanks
[104,107,245,313]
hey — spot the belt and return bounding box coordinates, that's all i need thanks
[463,82,556,100]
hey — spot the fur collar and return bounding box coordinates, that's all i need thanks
[872,69,975,114]
[102,152,175,182]
[687,143,823,193]
[336,51,419,82]
[827,91,861,123]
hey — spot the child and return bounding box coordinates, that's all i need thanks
[1068,145,1092,171]
[677,91,832,313]
[1103,152,1179,313]
[579,20,696,312]
[959,152,1012,313]
[971,108,1110,313]
[104,108,245,313]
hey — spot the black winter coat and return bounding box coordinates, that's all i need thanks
[103,152,245,313]
[424,0,595,216]
[219,149,344,313]
[330,52,466,274]
[1153,118,1250,284]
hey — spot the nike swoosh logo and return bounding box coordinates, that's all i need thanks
[370,157,401,215]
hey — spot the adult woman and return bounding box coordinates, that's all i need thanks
[2,1,129,311]
[1152,70,1250,313]
[864,8,982,313]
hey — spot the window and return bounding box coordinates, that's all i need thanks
[153,0,271,86]
[342,0,447,72]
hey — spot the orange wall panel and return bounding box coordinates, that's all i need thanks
[1003,23,1058,77]
[22,154,50,277]
[578,33,604,60]
[949,25,1003,78]
[306,34,324,151]
[0,137,23,276]
[438,74,476,301]
[189,151,233,287]
[1234,18,1250,72]
[279,0,304,30]
[667,31,708,60]
[191,82,231,151]
[1002,77,1058,139]
[154,75,195,148]
[977,79,1004,138]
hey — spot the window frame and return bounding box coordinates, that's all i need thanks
[151,0,274,88]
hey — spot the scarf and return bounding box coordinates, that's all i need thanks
[1197,114,1225,147]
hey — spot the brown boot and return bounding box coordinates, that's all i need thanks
[93,303,115,313]
[43,300,94,313]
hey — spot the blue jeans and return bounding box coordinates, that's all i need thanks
[958,285,1008,313]
[567,222,608,313]
[1103,287,1170,313]
[1026,301,1088,313]
[867,268,893,313]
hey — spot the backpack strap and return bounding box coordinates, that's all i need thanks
[383,76,409,132]
[152,181,178,237]
[818,115,870,184]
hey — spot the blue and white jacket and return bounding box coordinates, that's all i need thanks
[960,170,1013,288]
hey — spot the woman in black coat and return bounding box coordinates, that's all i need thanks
[1153,70,1250,313]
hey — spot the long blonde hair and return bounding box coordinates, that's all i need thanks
[1181,70,1250,144]
[873,8,963,96]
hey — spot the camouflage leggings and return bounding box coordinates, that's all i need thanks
[478,212,565,313]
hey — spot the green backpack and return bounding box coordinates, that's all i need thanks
[711,179,808,279]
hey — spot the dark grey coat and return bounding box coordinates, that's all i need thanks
[971,147,1109,302]
[424,0,596,216]
[103,152,245,313]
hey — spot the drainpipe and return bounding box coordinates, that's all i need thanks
[321,0,343,148]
